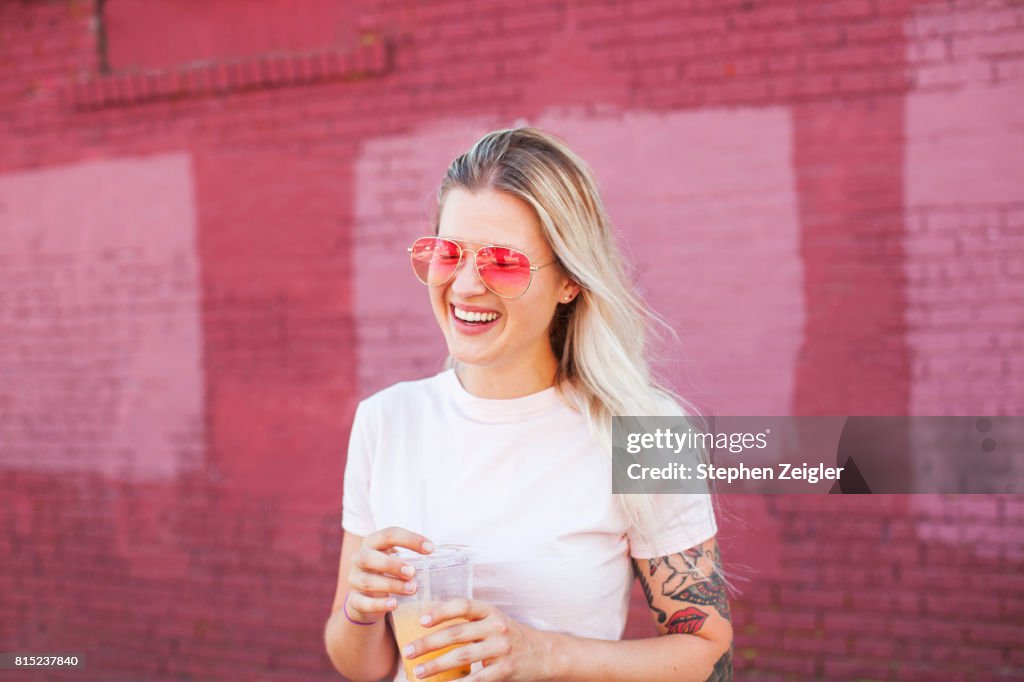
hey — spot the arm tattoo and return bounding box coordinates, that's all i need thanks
[666,605,708,635]
[632,559,667,624]
[638,541,733,679]
[644,541,732,637]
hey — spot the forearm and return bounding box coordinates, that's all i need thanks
[323,608,399,681]
[547,632,732,682]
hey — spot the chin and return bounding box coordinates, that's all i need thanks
[447,344,495,368]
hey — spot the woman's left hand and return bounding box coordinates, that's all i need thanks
[403,598,554,681]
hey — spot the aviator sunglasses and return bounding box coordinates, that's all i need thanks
[407,236,557,299]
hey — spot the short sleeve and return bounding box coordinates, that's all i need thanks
[627,493,718,559]
[341,399,376,537]
[626,393,718,559]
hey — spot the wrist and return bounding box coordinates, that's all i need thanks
[541,630,571,682]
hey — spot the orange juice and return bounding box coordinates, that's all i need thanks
[392,604,471,681]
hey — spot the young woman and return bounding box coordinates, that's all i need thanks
[325,128,733,681]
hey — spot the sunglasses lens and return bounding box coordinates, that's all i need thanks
[410,237,460,286]
[476,247,532,298]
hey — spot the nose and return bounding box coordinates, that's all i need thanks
[450,249,488,297]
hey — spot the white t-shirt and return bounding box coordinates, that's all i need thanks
[342,369,717,679]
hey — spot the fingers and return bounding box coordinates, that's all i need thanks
[345,589,397,620]
[401,602,511,681]
[354,545,418,581]
[345,526,431,623]
[409,638,510,680]
[346,547,418,618]
[404,618,480,660]
[365,526,435,555]
[348,563,418,597]
[345,526,431,622]
[419,598,491,627]
[405,603,501,658]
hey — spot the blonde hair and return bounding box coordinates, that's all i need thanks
[435,127,717,560]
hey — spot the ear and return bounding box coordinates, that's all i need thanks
[559,279,582,304]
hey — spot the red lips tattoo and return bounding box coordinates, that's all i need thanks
[667,607,709,635]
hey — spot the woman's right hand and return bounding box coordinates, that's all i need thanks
[344,526,434,624]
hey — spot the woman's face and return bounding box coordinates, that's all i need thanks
[430,187,577,374]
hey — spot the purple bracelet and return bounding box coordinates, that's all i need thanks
[343,592,378,626]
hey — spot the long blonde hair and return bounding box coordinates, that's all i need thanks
[436,127,714,558]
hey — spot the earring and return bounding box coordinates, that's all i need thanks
[563,296,570,301]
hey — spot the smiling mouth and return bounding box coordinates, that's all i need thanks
[450,304,501,326]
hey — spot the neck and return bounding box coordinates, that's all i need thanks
[455,354,559,399]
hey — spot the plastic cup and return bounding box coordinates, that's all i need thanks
[389,544,473,682]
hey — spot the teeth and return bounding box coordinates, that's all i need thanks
[454,307,499,323]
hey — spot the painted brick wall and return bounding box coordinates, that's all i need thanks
[1,1,1022,681]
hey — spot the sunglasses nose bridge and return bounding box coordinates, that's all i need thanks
[449,246,488,290]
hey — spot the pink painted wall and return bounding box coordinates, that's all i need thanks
[1,0,1022,680]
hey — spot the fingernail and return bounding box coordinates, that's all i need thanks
[404,581,416,593]
[419,614,431,626]
[422,541,434,553]
[414,665,425,678]
[403,644,414,657]
[386,598,397,609]
[401,565,415,577]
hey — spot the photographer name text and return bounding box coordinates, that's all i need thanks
[626,462,845,485]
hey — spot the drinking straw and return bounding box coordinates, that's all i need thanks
[420,475,430,540]
[419,475,431,602]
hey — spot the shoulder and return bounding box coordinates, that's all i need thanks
[357,369,452,420]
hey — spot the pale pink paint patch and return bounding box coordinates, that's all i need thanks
[903,20,1024,419]
[0,153,204,479]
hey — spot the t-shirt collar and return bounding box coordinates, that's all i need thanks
[443,368,564,423]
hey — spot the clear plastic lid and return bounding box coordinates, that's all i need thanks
[392,544,471,570]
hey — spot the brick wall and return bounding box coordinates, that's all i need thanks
[1,0,1022,680]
